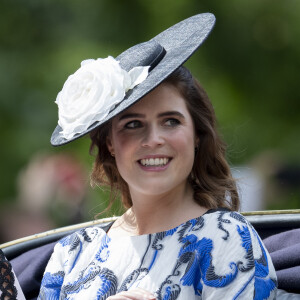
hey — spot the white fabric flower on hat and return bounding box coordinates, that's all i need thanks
[56,56,149,139]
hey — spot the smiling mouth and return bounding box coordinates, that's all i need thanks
[139,157,170,167]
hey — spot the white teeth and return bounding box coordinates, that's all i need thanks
[140,158,169,166]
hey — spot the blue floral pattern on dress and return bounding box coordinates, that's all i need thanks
[38,211,277,299]
[39,271,65,299]
[95,235,111,263]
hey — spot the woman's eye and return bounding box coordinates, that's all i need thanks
[165,118,180,126]
[125,120,142,129]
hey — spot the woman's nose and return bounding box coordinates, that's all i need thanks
[141,126,164,148]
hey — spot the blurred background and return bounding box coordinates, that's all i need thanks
[0,0,299,243]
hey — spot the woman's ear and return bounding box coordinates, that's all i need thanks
[106,135,115,156]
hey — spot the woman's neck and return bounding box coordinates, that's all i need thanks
[110,182,207,237]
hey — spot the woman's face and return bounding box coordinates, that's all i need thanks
[107,83,198,197]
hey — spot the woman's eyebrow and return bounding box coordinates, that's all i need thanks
[118,113,145,121]
[157,111,185,118]
[118,111,185,121]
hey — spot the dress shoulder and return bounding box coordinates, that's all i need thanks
[38,226,107,299]
[192,210,278,299]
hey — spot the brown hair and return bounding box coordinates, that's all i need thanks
[90,66,240,211]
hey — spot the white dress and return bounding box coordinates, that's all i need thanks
[38,209,277,299]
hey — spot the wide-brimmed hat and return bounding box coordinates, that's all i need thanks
[51,13,216,146]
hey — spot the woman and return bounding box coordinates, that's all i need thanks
[39,14,277,299]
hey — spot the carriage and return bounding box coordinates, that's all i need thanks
[1,209,300,299]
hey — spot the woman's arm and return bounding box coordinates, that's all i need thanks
[197,212,277,299]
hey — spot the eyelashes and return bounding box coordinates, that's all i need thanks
[124,120,142,129]
[164,118,181,126]
[124,118,181,130]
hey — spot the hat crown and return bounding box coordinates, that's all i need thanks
[117,40,166,72]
